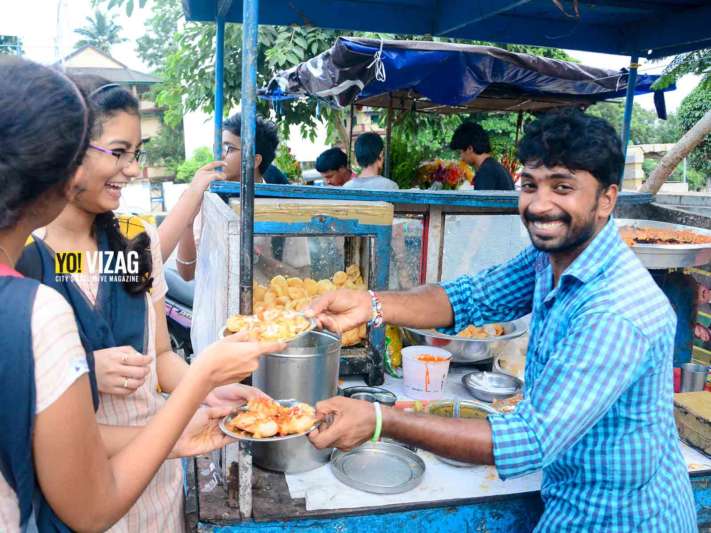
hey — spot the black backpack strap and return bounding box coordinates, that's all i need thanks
[15,239,45,282]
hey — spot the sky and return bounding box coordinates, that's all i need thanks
[0,0,702,114]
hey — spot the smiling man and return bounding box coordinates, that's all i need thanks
[307,110,696,532]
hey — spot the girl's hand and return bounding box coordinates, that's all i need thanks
[94,346,152,396]
[169,405,234,458]
[205,383,271,409]
[192,333,285,389]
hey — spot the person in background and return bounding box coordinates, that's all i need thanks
[315,147,353,187]
[263,162,290,184]
[158,115,288,263]
[450,121,515,191]
[173,113,309,282]
[344,133,399,190]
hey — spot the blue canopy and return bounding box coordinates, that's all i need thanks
[182,0,711,59]
[262,38,672,115]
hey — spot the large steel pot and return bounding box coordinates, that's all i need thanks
[251,330,341,473]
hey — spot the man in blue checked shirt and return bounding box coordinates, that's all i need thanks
[307,110,697,532]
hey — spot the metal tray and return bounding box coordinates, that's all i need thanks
[616,219,711,269]
[219,399,320,442]
[330,441,425,494]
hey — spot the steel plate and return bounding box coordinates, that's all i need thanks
[616,219,711,269]
[330,441,425,494]
[219,399,319,442]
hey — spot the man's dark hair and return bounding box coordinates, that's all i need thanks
[354,132,383,168]
[0,57,90,229]
[223,113,279,174]
[449,121,491,154]
[517,109,624,188]
[315,147,348,172]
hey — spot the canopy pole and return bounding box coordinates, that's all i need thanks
[514,110,524,145]
[384,93,394,178]
[237,0,259,522]
[213,16,225,160]
[348,104,355,168]
[621,55,639,158]
[239,0,258,317]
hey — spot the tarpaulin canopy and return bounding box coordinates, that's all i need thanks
[182,0,711,60]
[261,38,672,115]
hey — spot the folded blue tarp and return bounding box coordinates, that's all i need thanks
[262,38,672,116]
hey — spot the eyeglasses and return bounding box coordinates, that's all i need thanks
[89,144,146,167]
[223,144,241,156]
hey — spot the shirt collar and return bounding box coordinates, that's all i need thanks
[558,217,621,285]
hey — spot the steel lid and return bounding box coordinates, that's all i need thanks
[330,442,425,494]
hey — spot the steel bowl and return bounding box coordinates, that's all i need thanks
[400,319,527,363]
[427,400,496,467]
[462,371,522,403]
[341,386,398,407]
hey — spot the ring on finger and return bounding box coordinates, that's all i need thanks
[123,377,129,388]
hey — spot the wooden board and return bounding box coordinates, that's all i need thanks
[675,391,711,456]
[228,198,394,226]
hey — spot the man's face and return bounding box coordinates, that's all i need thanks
[222,130,242,181]
[322,166,350,186]
[459,147,476,165]
[518,164,617,255]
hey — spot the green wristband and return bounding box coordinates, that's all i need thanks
[371,401,383,442]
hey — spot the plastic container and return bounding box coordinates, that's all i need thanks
[402,345,452,400]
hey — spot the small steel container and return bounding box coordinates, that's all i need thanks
[461,371,522,403]
[341,386,398,406]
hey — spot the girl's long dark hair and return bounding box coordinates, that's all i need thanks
[71,75,152,295]
[0,57,90,229]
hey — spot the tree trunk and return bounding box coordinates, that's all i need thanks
[640,108,711,193]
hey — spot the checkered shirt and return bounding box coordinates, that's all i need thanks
[441,219,696,532]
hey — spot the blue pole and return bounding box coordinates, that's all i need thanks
[214,16,225,159]
[239,0,258,315]
[621,55,639,157]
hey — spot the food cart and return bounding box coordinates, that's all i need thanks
[181,1,711,530]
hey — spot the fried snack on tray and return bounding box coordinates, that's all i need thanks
[619,227,711,247]
[225,309,311,342]
[251,265,368,346]
[457,323,505,338]
[226,398,317,438]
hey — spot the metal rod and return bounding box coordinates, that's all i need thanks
[621,55,639,158]
[514,110,524,146]
[237,0,258,521]
[239,0,259,317]
[348,104,355,168]
[384,93,394,178]
[214,16,225,160]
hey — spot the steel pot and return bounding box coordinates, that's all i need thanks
[251,330,341,473]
